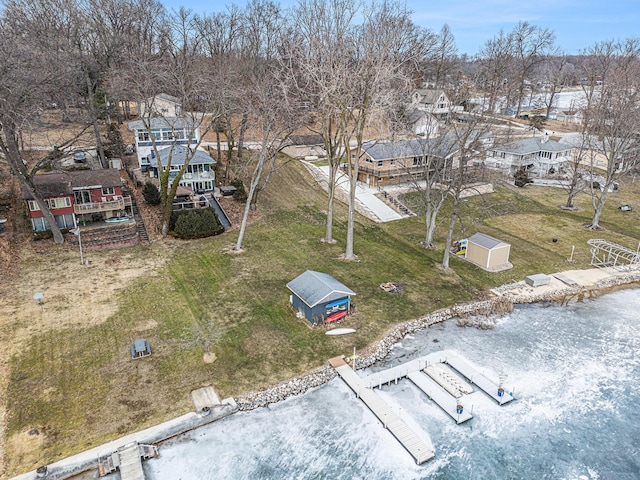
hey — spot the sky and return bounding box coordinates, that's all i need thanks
[160,0,640,56]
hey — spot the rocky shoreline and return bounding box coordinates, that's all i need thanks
[235,269,640,411]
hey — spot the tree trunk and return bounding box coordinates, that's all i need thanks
[442,196,460,269]
[235,151,266,251]
[344,139,357,259]
[237,112,248,160]
[324,161,338,243]
[85,71,107,169]
[1,123,64,244]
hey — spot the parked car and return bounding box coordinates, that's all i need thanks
[73,151,87,163]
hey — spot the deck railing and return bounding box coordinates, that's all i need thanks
[73,196,131,214]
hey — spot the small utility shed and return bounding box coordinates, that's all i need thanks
[287,270,356,325]
[465,233,512,272]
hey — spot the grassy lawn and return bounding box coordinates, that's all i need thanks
[4,161,640,475]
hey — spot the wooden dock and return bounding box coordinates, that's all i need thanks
[330,357,434,464]
[98,442,158,479]
[118,443,146,480]
[442,353,514,405]
[406,372,472,424]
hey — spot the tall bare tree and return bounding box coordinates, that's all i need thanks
[579,39,640,229]
[340,0,432,259]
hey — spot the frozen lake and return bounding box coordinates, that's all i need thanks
[142,288,640,479]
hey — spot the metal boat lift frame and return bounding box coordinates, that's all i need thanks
[587,239,640,271]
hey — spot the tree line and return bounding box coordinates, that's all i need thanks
[1,0,638,266]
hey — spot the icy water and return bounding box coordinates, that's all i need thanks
[144,289,640,479]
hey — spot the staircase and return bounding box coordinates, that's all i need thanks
[379,189,416,217]
[123,187,149,243]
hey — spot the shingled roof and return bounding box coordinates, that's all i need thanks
[491,137,571,155]
[22,169,122,200]
[286,270,356,308]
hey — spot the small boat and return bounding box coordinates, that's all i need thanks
[326,310,348,323]
[326,328,356,336]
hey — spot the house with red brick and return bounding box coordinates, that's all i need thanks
[23,169,131,232]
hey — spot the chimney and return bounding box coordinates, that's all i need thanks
[541,132,549,144]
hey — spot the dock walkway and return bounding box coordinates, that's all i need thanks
[330,358,434,464]
[442,353,514,405]
[406,372,472,424]
[118,443,146,480]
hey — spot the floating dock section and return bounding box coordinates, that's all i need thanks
[330,351,515,465]
[329,357,434,464]
[440,352,514,405]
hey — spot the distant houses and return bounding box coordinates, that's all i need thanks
[484,135,572,177]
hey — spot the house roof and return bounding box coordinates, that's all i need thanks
[468,232,509,250]
[22,169,122,199]
[289,134,324,146]
[286,270,356,308]
[127,117,195,131]
[152,93,181,104]
[362,131,485,161]
[150,146,216,167]
[413,89,445,105]
[491,137,571,155]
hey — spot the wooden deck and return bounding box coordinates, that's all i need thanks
[331,358,434,465]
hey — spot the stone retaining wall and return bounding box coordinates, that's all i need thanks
[234,271,640,411]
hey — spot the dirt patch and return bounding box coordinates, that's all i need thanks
[5,428,48,475]
[0,240,177,478]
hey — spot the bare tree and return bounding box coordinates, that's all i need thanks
[579,39,640,229]
[287,0,358,244]
[0,0,91,244]
[341,0,432,259]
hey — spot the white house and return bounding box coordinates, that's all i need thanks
[127,117,199,170]
[406,108,440,137]
[139,93,182,118]
[485,135,572,177]
[410,89,463,120]
[150,145,216,194]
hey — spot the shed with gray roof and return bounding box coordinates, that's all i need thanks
[465,233,512,272]
[286,270,356,325]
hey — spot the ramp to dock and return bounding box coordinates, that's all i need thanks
[407,372,472,424]
[331,358,434,464]
[118,443,145,480]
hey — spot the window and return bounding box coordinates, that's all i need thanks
[102,187,115,195]
[413,156,424,166]
[365,158,373,164]
[390,159,396,166]
[377,161,383,167]
[28,200,40,211]
[137,131,149,142]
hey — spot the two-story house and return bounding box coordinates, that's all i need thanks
[149,145,216,194]
[23,169,131,232]
[128,117,199,170]
[485,135,572,177]
[410,89,463,121]
[357,136,461,188]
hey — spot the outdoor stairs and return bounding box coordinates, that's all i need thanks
[379,189,416,217]
[124,187,149,243]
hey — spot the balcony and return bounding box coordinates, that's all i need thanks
[73,196,131,214]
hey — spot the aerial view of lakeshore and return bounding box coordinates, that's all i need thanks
[1,0,640,479]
